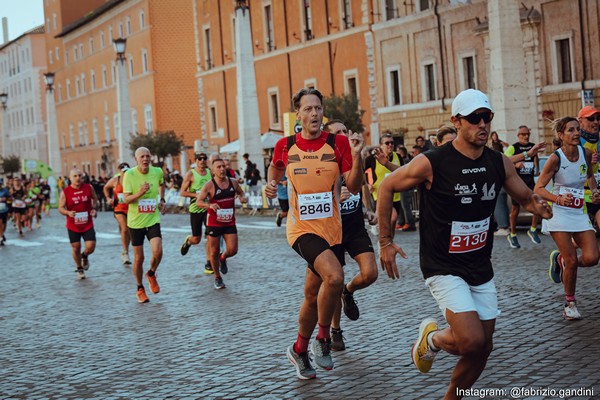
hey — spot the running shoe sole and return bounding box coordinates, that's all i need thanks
[549,250,561,284]
[527,230,541,244]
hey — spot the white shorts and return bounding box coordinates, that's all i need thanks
[425,275,499,321]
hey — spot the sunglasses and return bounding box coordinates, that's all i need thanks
[196,156,207,160]
[458,111,494,125]
[586,115,600,122]
[383,141,394,145]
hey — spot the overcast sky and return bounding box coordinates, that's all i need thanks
[1,0,45,42]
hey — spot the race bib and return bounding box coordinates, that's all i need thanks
[298,191,333,221]
[25,198,33,206]
[74,211,89,224]
[138,199,157,214]
[117,193,125,204]
[0,202,6,212]
[340,193,361,215]
[519,161,534,175]
[13,199,26,208]
[559,187,584,209]
[30,195,37,200]
[449,217,490,254]
[216,208,234,222]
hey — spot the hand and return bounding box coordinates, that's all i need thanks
[593,152,599,164]
[239,196,248,204]
[210,204,220,212]
[532,193,553,219]
[68,211,76,218]
[159,200,167,215]
[592,191,600,204]
[91,209,97,218]
[373,147,387,165]
[531,142,547,154]
[140,182,150,194]
[379,242,408,280]
[340,186,351,203]
[367,183,374,193]
[348,131,364,155]
[265,180,278,199]
[366,211,378,225]
[107,198,114,206]
[514,161,524,169]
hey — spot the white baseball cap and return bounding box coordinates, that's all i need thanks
[451,89,494,117]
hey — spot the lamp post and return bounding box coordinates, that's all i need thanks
[44,72,62,176]
[113,38,134,166]
[0,92,8,158]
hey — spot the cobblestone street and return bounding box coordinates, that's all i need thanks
[1,211,598,399]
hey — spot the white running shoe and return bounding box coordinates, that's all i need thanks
[494,228,509,236]
[76,269,86,280]
[563,302,582,320]
[121,252,132,265]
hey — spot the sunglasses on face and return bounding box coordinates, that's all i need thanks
[458,111,494,125]
[586,115,600,122]
[196,156,207,161]
[383,141,394,145]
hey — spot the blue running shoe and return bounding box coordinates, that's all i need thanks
[549,250,562,284]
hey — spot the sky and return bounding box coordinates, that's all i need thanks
[0,0,45,42]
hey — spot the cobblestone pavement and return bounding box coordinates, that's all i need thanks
[1,211,599,399]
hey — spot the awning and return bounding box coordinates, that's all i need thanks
[220,131,283,153]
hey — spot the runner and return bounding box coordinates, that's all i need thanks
[179,153,213,274]
[265,88,363,379]
[122,147,167,303]
[39,179,51,216]
[577,106,600,228]
[535,116,600,320]
[29,179,43,229]
[0,181,11,245]
[195,158,247,289]
[103,162,132,265]
[275,173,289,227]
[324,119,378,352]
[10,178,27,236]
[378,89,552,398]
[58,168,98,280]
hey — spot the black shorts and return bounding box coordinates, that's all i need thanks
[206,225,237,237]
[0,213,7,224]
[68,227,96,244]
[129,223,162,246]
[587,202,600,217]
[512,181,535,206]
[114,211,127,217]
[292,233,344,274]
[341,225,374,263]
[392,200,403,216]
[278,198,289,213]
[190,211,208,237]
[12,207,26,215]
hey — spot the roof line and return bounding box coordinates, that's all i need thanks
[55,0,126,38]
[0,24,45,52]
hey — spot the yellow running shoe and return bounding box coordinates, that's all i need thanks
[411,318,439,373]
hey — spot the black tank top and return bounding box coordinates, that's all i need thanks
[420,144,505,286]
[512,142,535,185]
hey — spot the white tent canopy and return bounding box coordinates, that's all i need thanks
[220,131,283,153]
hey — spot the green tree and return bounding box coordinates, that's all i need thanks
[323,93,365,133]
[1,154,21,176]
[129,130,185,166]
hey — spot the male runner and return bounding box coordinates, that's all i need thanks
[58,168,98,279]
[123,147,167,303]
[378,89,552,399]
[195,158,247,289]
[578,106,600,227]
[265,88,363,379]
[179,153,213,274]
[11,178,27,236]
[0,182,11,245]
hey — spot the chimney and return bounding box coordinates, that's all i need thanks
[2,17,8,44]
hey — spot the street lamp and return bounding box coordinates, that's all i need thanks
[0,92,7,158]
[44,71,62,175]
[113,37,134,166]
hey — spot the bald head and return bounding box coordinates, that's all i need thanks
[135,147,151,159]
[69,168,82,186]
[134,147,152,172]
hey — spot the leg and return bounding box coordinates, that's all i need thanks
[221,233,238,258]
[115,214,131,253]
[298,268,322,340]
[551,232,579,296]
[148,236,163,273]
[207,235,222,276]
[347,252,378,293]
[400,190,416,228]
[312,250,345,337]
[71,241,82,269]
[83,240,96,256]
[509,204,519,235]
[572,230,599,268]
[132,245,145,286]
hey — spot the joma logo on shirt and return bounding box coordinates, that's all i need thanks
[303,155,319,159]
[462,167,487,174]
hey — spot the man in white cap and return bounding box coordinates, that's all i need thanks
[378,89,553,398]
[578,105,600,226]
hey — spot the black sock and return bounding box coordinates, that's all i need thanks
[81,252,88,259]
[147,270,155,277]
[137,285,144,290]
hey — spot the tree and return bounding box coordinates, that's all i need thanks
[129,130,185,166]
[323,93,366,133]
[1,154,21,176]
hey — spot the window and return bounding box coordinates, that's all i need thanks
[144,105,153,132]
[302,0,313,40]
[111,61,116,84]
[264,4,274,51]
[386,65,402,106]
[53,13,57,30]
[65,49,69,64]
[304,78,317,89]
[231,16,236,59]
[79,43,84,58]
[114,113,119,139]
[109,26,113,42]
[69,124,75,148]
[62,133,66,149]
[78,122,84,146]
[129,57,134,78]
[459,55,477,90]
[49,50,53,64]
[73,45,78,60]
[100,31,105,47]
[57,83,62,101]
[66,79,71,99]
[75,77,80,96]
[268,88,280,127]
[89,38,94,54]
[422,62,437,101]
[553,36,574,84]
[55,46,59,60]
[341,0,352,29]
[90,70,96,91]
[81,73,86,94]
[208,101,217,136]
[93,119,99,144]
[384,0,396,20]
[142,49,148,73]
[102,65,107,87]
[132,109,138,133]
[418,0,430,11]
[204,27,213,69]
[119,22,124,37]
[104,115,111,143]
[140,10,145,28]
[344,69,359,98]
[126,17,131,35]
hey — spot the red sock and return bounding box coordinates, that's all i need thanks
[220,253,226,262]
[293,334,310,354]
[316,323,331,341]
[566,295,576,302]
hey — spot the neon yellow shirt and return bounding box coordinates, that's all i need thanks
[123,166,164,229]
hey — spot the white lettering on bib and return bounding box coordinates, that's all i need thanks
[559,187,584,209]
[216,208,234,222]
[449,217,490,253]
[117,193,125,204]
[138,199,157,214]
[298,191,333,220]
[340,193,361,215]
[74,211,89,224]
